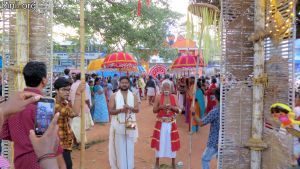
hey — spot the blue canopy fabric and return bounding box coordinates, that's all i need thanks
[138,65,146,73]
[96,71,126,78]
[0,57,2,69]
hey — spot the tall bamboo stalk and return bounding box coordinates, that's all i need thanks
[250,0,265,168]
[16,0,29,91]
[11,2,29,168]
[79,0,86,168]
[189,21,204,169]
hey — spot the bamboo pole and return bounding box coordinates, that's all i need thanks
[246,0,267,168]
[10,2,30,168]
[16,0,29,91]
[79,0,86,169]
[189,20,204,169]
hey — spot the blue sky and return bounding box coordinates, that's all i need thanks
[170,0,189,15]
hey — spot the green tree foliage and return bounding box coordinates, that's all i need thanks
[53,0,181,60]
[158,46,178,62]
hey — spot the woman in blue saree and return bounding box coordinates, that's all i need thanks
[93,77,109,123]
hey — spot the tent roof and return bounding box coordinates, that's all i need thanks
[171,35,197,49]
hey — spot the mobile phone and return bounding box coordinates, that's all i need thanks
[35,98,55,136]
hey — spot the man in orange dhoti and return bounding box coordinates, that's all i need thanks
[151,81,181,169]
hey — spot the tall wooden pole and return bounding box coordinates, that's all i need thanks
[189,21,204,169]
[247,0,268,168]
[12,1,29,167]
[16,0,29,90]
[79,0,86,168]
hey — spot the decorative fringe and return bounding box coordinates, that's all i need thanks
[171,122,180,151]
[191,14,194,38]
[186,4,221,65]
[151,121,162,151]
[186,13,191,40]
[137,0,142,16]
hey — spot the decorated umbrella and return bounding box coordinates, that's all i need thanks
[170,55,205,76]
[103,52,138,76]
[170,55,205,70]
[103,52,137,69]
[87,58,105,71]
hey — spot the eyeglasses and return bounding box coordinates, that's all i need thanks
[60,87,70,92]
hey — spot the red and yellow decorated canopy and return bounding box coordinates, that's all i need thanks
[103,52,138,69]
[170,55,205,70]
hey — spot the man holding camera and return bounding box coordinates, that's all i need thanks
[0,61,65,169]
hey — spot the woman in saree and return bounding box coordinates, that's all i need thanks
[93,77,109,123]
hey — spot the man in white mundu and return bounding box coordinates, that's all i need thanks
[108,76,139,169]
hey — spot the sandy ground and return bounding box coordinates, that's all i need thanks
[72,100,217,169]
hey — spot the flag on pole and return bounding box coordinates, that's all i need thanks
[137,0,142,16]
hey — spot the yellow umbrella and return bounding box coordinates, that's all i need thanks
[87,58,105,71]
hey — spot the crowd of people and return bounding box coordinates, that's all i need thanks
[3,61,300,169]
[0,61,222,169]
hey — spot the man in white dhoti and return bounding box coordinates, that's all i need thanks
[151,81,181,169]
[146,76,156,105]
[69,74,94,143]
[108,76,139,169]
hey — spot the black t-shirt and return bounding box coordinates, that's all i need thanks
[146,79,156,88]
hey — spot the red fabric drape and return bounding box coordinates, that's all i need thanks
[205,83,217,115]
[150,94,180,151]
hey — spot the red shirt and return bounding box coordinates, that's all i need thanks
[205,83,217,114]
[0,88,62,169]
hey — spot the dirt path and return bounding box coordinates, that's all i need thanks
[72,100,217,169]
